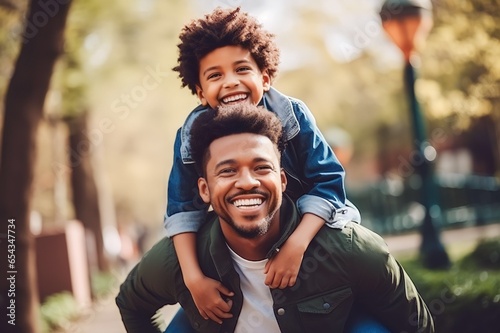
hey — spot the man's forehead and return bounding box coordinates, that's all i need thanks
[207,133,278,163]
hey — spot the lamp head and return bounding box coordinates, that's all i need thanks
[379,0,433,62]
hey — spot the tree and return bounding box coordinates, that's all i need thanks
[56,1,114,272]
[0,1,73,332]
[419,0,500,175]
[67,110,110,272]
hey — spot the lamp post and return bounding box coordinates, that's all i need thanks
[380,0,450,268]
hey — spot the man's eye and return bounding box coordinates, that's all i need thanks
[256,165,273,172]
[219,168,236,175]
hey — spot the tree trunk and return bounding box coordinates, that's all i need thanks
[0,1,73,333]
[67,112,109,272]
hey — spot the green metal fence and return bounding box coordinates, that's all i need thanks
[348,174,500,235]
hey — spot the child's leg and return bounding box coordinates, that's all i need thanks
[164,308,197,333]
[165,305,391,333]
[345,307,391,333]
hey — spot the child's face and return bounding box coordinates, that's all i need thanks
[196,45,271,108]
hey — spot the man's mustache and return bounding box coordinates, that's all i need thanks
[226,189,269,203]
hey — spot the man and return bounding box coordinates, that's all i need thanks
[116,104,434,333]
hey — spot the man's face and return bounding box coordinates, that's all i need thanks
[198,133,286,239]
[196,45,271,108]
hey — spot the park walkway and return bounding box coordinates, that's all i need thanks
[69,223,500,333]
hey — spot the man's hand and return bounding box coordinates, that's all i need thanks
[264,238,304,289]
[186,275,234,324]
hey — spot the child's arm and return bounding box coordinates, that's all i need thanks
[173,233,234,323]
[264,213,323,288]
[262,91,360,289]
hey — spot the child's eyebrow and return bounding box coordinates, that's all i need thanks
[234,59,252,66]
[202,66,220,77]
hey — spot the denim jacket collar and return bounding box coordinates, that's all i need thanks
[180,87,300,164]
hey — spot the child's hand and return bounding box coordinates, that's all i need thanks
[186,275,234,324]
[264,238,304,289]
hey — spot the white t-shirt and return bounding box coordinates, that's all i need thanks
[227,246,281,333]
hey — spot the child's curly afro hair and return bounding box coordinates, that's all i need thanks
[173,7,280,95]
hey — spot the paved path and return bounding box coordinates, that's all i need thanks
[69,223,500,333]
[384,223,500,254]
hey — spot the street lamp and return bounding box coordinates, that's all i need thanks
[379,0,450,268]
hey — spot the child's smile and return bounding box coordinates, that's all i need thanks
[221,93,249,105]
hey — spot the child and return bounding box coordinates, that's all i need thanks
[165,7,360,325]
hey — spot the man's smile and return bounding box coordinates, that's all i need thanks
[232,197,263,208]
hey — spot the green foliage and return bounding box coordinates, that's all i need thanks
[462,238,500,269]
[40,292,81,333]
[39,272,118,332]
[91,271,118,299]
[401,237,500,333]
[419,0,500,130]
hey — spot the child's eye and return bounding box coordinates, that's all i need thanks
[236,66,251,73]
[207,72,221,80]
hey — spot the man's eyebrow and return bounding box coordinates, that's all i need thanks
[214,157,273,170]
[253,157,272,163]
[214,159,236,170]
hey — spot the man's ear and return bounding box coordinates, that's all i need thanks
[262,70,271,91]
[198,177,211,203]
[280,169,287,192]
[196,85,208,106]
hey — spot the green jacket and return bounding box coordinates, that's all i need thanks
[116,197,434,333]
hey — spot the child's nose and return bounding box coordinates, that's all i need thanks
[223,73,239,88]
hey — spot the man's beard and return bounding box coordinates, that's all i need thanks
[220,189,279,239]
[224,214,274,239]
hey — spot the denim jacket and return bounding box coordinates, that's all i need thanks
[164,87,360,237]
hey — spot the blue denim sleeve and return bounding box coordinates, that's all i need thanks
[164,128,208,237]
[287,99,360,224]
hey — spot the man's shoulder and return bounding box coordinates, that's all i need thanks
[132,235,182,288]
[141,236,175,266]
[313,222,389,259]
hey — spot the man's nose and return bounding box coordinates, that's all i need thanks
[235,170,260,189]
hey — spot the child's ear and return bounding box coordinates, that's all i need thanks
[262,71,271,91]
[198,177,211,203]
[196,85,208,106]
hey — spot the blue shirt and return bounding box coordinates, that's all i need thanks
[164,87,360,237]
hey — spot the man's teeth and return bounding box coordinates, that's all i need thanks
[222,94,247,103]
[233,198,263,207]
